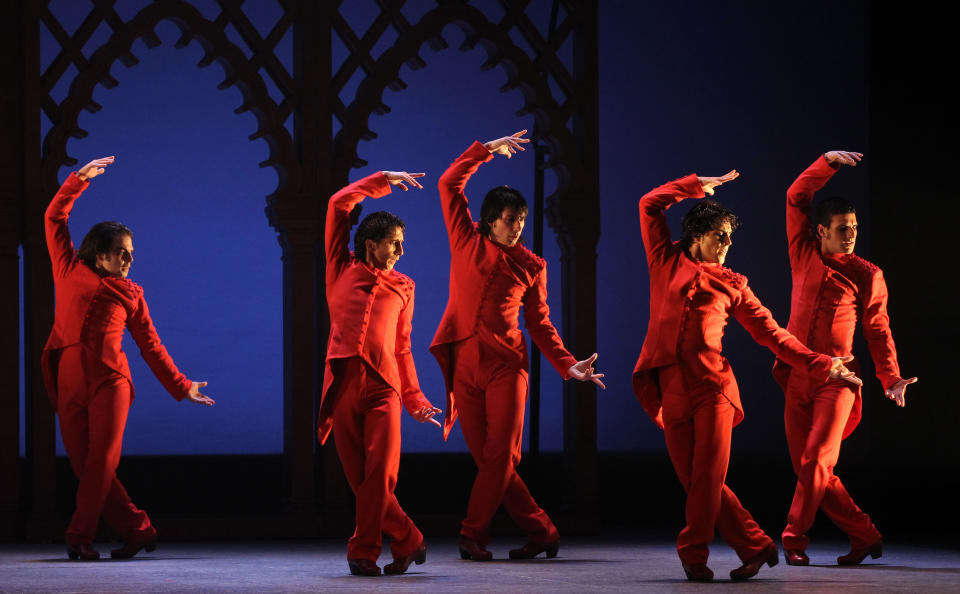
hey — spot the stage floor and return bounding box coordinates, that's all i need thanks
[2,538,959,592]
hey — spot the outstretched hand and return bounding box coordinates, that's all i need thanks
[186,381,215,406]
[382,171,425,191]
[697,170,739,196]
[829,356,862,386]
[824,150,863,167]
[884,376,917,407]
[413,405,442,428]
[484,130,530,159]
[568,353,606,390]
[77,156,115,181]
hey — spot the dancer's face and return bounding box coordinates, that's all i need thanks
[96,234,134,278]
[366,226,404,271]
[818,213,858,255]
[488,207,526,247]
[692,221,733,265]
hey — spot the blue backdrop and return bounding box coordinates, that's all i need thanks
[24,0,871,456]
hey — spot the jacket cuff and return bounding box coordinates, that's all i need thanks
[811,354,834,382]
[881,374,904,391]
[819,154,841,171]
[679,174,706,198]
[556,355,580,380]
[467,140,496,163]
[403,393,432,415]
[370,171,392,195]
[176,379,192,402]
[814,155,840,174]
[66,172,90,190]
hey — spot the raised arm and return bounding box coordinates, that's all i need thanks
[786,151,860,263]
[325,171,422,283]
[638,170,737,267]
[45,157,114,280]
[734,284,860,385]
[437,131,528,251]
[395,287,441,427]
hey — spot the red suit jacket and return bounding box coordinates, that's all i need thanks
[430,141,578,440]
[632,174,833,428]
[317,172,431,444]
[42,173,191,406]
[773,156,902,438]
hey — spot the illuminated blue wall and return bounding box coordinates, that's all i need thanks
[28,0,869,455]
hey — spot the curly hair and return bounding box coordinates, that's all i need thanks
[479,186,528,237]
[353,211,405,262]
[678,200,739,251]
[78,221,133,270]
[814,196,856,229]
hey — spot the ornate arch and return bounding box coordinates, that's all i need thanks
[39,0,297,215]
[332,2,597,248]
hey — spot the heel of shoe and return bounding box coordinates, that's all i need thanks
[545,542,559,558]
[67,547,79,560]
[459,547,471,560]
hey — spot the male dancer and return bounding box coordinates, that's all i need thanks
[632,169,860,582]
[43,157,214,561]
[775,150,917,566]
[431,130,605,561]
[318,169,442,576]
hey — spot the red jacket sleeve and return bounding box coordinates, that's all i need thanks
[45,172,89,281]
[395,285,432,414]
[638,174,704,267]
[127,293,192,401]
[522,264,578,379]
[859,269,902,389]
[734,284,833,382]
[787,156,837,267]
[325,172,392,284]
[438,141,494,251]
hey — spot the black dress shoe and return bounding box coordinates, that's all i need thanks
[348,558,381,576]
[458,535,492,561]
[509,539,560,559]
[110,537,157,559]
[837,538,882,566]
[384,543,426,574]
[730,542,779,580]
[682,563,714,582]
[785,548,809,566]
[66,543,100,561]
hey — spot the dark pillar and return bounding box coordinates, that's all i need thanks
[560,1,600,525]
[18,0,60,542]
[0,0,30,540]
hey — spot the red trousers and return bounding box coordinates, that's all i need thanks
[782,374,880,550]
[330,357,423,561]
[659,364,772,565]
[453,337,558,546]
[57,345,154,545]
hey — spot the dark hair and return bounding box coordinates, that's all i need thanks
[814,196,856,229]
[679,200,739,251]
[479,186,528,236]
[78,221,133,269]
[353,211,405,262]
